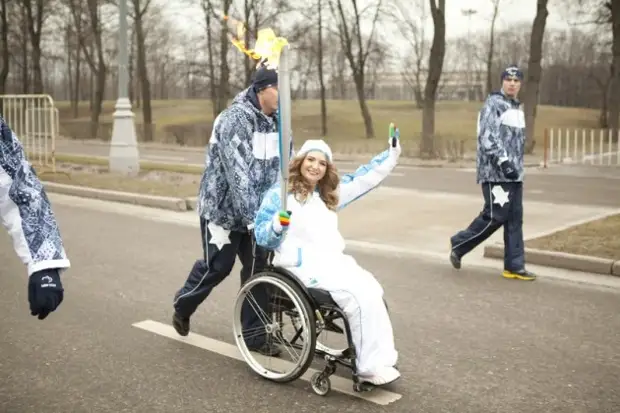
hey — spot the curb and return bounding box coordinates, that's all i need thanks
[483,244,620,277]
[43,181,194,212]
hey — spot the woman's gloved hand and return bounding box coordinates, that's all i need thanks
[28,268,64,320]
[272,210,292,235]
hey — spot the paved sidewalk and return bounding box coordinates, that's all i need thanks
[337,186,617,260]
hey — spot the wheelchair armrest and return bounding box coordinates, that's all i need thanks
[308,288,337,307]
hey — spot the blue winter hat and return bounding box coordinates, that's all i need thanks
[501,65,523,81]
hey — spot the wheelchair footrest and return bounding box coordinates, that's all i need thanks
[353,382,376,393]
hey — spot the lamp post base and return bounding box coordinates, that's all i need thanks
[109,97,140,176]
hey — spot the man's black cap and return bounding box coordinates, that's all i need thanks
[252,65,278,91]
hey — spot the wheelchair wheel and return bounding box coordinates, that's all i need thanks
[310,371,331,396]
[233,270,317,383]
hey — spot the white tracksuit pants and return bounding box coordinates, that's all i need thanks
[289,253,399,378]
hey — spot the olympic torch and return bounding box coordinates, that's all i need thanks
[223,18,290,209]
[278,44,292,211]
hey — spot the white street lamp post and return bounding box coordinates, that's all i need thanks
[109,0,140,175]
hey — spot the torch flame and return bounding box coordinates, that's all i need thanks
[223,16,288,70]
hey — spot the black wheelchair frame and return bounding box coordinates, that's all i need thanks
[245,257,379,395]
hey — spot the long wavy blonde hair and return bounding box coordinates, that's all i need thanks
[287,153,340,210]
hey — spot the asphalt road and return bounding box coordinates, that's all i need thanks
[53,140,620,208]
[1,201,619,413]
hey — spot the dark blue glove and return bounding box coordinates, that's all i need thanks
[28,268,64,320]
[500,160,519,180]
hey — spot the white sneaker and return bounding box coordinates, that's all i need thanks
[358,366,401,386]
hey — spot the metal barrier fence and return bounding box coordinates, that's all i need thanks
[0,94,58,173]
[542,127,620,167]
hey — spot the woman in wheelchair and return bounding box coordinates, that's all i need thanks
[252,137,402,386]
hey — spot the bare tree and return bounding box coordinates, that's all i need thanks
[131,0,154,141]
[317,0,327,135]
[420,0,446,158]
[200,0,219,118]
[0,0,9,98]
[606,0,620,131]
[522,0,549,154]
[67,0,108,139]
[486,0,502,96]
[217,2,233,114]
[392,0,428,108]
[330,0,383,139]
[23,0,52,93]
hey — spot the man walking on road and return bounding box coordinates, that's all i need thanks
[171,65,292,356]
[449,64,535,281]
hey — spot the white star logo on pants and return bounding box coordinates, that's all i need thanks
[491,185,510,207]
[207,222,231,250]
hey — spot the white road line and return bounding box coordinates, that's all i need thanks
[132,319,403,405]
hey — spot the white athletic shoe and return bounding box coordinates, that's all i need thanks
[358,366,401,386]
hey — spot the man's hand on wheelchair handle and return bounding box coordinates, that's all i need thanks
[28,268,64,320]
[272,210,292,235]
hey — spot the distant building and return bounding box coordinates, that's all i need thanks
[302,70,486,102]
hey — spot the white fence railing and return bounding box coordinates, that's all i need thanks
[543,128,620,167]
[0,94,58,172]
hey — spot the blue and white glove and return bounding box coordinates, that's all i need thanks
[28,268,64,320]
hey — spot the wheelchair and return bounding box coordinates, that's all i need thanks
[232,254,390,397]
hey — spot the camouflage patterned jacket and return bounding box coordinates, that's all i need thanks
[0,115,71,276]
[476,91,526,184]
[197,87,293,232]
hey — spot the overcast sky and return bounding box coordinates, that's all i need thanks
[166,0,575,40]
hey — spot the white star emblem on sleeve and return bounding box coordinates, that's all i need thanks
[207,222,231,250]
[491,185,510,208]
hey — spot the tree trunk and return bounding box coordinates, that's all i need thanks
[420,0,446,159]
[216,0,232,114]
[0,0,9,103]
[24,0,44,93]
[20,4,29,93]
[599,73,612,128]
[317,0,327,136]
[73,38,81,118]
[523,0,549,154]
[353,72,374,138]
[91,60,106,140]
[486,0,500,97]
[608,0,620,131]
[202,0,218,120]
[134,0,153,142]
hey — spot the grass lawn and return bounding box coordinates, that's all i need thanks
[39,166,200,198]
[53,99,601,156]
[43,153,204,175]
[525,214,620,260]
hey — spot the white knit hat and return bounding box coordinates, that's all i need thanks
[297,139,333,162]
